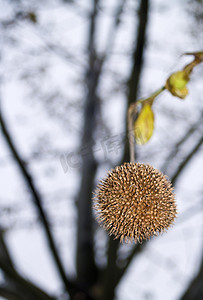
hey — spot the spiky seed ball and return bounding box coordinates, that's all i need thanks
[93,162,177,243]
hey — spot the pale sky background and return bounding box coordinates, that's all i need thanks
[0,0,203,299]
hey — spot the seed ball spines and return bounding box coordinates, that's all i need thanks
[93,162,177,243]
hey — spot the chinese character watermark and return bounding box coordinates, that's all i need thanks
[59,128,144,173]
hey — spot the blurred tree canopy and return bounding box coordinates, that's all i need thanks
[0,0,203,300]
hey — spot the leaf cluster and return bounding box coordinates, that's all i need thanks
[132,51,203,145]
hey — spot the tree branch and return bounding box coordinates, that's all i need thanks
[123,0,149,163]
[0,287,22,300]
[76,1,131,297]
[76,0,101,292]
[180,253,203,300]
[0,231,56,300]
[105,0,127,53]
[115,242,146,287]
[102,1,150,299]
[171,135,203,186]
[0,109,76,297]
[101,238,119,300]
[0,229,15,272]
[127,0,149,104]
[162,112,203,174]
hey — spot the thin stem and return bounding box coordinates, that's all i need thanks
[136,86,165,105]
[128,103,137,162]
[127,87,165,162]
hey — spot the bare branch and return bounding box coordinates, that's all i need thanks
[0,229,15,272]
[127,0,149,104]
[115,242,146,286]
[180,254,203,300]
[123,0,149,163]
[76,0,130,293]
[0,287,22,300]
[101,238,119,300]
[0,109,76,296]
[76,0,101,291]
[171,135,203,186]
[102,1,150,299]
[162,111,203,174]
[0,231,56,300]
[105,0,127,53]
[177,199,203,224]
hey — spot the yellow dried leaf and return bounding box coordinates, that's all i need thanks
[165,71,189,99]
[134,104,154,145]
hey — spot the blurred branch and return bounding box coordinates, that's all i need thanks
[0,11,37,27]
[180,252,203,300]
[105,0,127,53]
[123,0,149,163]
[1,8,84,67]
[0,230,15,271]
[162,111,203,174]
[101,238,119,300]
[0,287,22,300]
[171,135,203,186]
[0,110,76,297]
[127,0,149,105]
[102,240,145,298]
[102,1,149,299]
[40,39,84,67]
[177,199,203,224]
[115,242,146,286]
[0,231,56,300]
[0,263,56,300]
[76,0,100,292]
[76,1,130,294]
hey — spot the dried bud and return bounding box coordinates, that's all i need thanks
[93,162,177,243]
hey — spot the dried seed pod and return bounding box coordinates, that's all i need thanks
[93,162,177,243]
